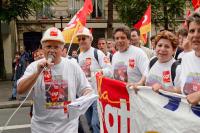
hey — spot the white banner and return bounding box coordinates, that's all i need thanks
[128,87,200,133]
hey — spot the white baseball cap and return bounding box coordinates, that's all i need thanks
[76,27,93,40]
[41,27,65,45]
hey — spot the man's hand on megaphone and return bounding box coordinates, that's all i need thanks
[37,55,54,73]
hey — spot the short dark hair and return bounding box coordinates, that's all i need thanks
[15,52,20,55]
[187,12,200,29]
[150,35,156,41]
[98,38,106,42]
[63,45,69,50]
[177,28,188,37]
[131,28,140,36]
[113,26,131,39]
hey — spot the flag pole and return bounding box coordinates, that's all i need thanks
[149,31,152,49]
[67,22,81,55]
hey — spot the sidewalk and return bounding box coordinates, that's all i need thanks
[0,81,32,109]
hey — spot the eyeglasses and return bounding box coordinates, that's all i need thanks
[44,45,62,50]
[78,37,87,42]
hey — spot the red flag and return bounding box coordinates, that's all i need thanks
[66,0,93,28]
[133,5,151,44]
[62,0,93,44]
[192,0,200,10]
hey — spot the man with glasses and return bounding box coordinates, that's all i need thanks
[76,26,111,133]
[17,27,93,133]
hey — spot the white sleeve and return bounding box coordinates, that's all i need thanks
[136,50,150,75]
[144,65,149,78]
[17,61,38,86]
[97,50,112,77]
[174,65,182,88]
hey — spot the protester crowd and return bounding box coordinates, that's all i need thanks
[9,11,200,133]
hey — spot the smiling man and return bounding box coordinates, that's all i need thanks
[112,26,149,85]
[17,27,93,133]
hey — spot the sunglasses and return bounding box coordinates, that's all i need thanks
[78,37,87,42]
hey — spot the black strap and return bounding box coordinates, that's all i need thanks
[149,57,158,70]
[171,59,182,86]
[149,57,181,86]
[109,53,113,62]
[68,56,72,59]
[94,48,99,64]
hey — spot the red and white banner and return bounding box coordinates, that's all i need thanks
[97,75,200,133]
[97,76,130,133]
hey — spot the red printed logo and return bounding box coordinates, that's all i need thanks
[129,59,135,68]
[50,28,58,36]
[163,71,170,83]
[43,70,52,82]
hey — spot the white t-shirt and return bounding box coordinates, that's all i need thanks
[112,45,149,83]
[145,58,178,89]
[177,51,200,95]
[65,56,78,64]
[18,57,91,133]
[140,45,155,59]
[78,47,112,91]
[177,50,193,59]
[78,47,111,77]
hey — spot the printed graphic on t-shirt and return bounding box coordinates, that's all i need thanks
[80,57,92,78]
[146,75,162,86]
[104,56,110,64]
[114,62,128,82]
[43,70,52,82]
[129,58,135,69]
[162,70,171,83]
[44,74,68,109]
[146,74,173,89]
[183,72,200,95]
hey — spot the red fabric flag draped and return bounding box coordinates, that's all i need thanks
[62,0,93,44]
[133,5,151,44]
[192,0,200,11]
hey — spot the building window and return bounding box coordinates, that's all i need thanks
[67,0,84,17]
[91,0,103,19]
[36,4,54,19]
[67,0,104,19]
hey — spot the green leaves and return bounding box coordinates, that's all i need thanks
[114,0,186,29]
[0,0,56,22]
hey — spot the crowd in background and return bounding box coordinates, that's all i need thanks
[9,11,200,133]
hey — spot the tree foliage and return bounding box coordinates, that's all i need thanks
[0,0,56,80]
[1,0,56,22]
[114,0,186,30]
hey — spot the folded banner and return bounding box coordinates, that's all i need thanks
[97,76,200,133]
